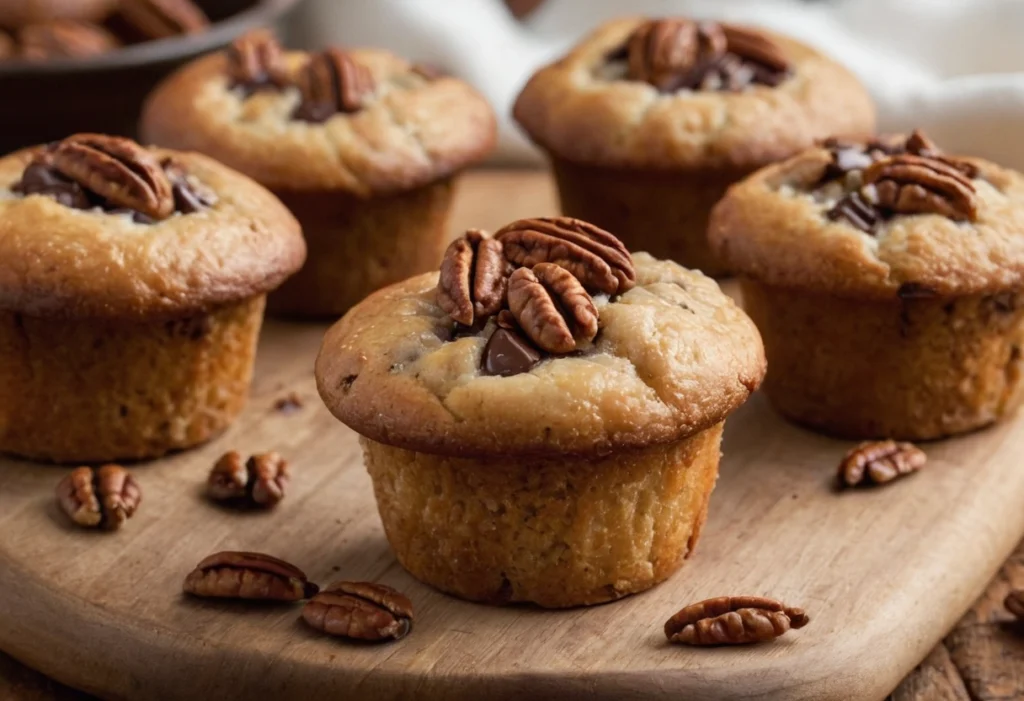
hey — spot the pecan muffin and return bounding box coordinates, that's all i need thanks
[710,131,1024,440]
[513,17,875,276]
[141,31,497,317]
[0,133,304,463]
[316,216,765,608]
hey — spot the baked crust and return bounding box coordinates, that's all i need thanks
[0,0,116,27]
[709,147,1024,299]
[316,253,765,458]
[0,146,305,319]
[140,50,498,196]
[512,17,875,172]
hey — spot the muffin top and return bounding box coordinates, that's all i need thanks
[0,133,304,319]
[140,31,498,197]
[709,131,1024,299]
[513,16,875,172]
[316,217,765,458]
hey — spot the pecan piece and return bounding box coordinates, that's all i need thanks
[494,217,635,295]
[436,230,509,326]
[294,48,375,123]
[183,551,318,601]
[117,0,209,40]
[839,440,926,488]
[56,465,142,531]
[302,581,413,642]
[508,263,598,354]
[51,134,174,220]
[1006,590,1024,620]
[274,391,304,414]
[18,21,119,60]
[626,18,726,92]
[206,451,290,508]
[665,596,809,645]
[863,154,978,222]
[227,30,289,92]
[721,24,789,74]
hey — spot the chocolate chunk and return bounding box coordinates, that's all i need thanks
[172,180,208,214]
[13,161,91,210]
[827,191,879,233]
[482,327,542,377]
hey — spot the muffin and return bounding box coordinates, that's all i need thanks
[0,133,304,463]
[140,30,497,317]
[0,0,117,28]
[513,17,875,276]
[709,130,1024,440]
[316,216,765,608]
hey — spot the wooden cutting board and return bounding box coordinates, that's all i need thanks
[2,171,1024,701]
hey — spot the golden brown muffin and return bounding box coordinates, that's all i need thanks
[140,31,497,318]
[0,133,304,463]
[316,217,765,608]
[0,0,117,28]
[710,130,1024,440]
[513,17,875,276]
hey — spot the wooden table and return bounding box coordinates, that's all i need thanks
[2,170,1022,701]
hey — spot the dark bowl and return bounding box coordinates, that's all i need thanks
[0,0,304,153]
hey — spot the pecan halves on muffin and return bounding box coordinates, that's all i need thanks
[18,21,119,60]
[436,229,509,326]
[863,153,979,222]
[294,48,375,123]
[56,465,142,531]
[302,581,413,642]
[51,134,175,219]
[626,18,726,92]
[494,216,635,295]
[227,30,290,91]
[183,551,319,601]
[508,263,598,354]
[838,440,926,488]
[117,0,209,40]
[665,596,809,645]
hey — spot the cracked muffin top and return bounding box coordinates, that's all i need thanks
[316,217,765,458]
[513,16,875,172]
[0,133,304,319]
[140,30,497,197]
[709,130,1024,299]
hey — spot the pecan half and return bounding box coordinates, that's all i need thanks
[436,230,509,326]
[721,24,789,74]
[626,18,726,92]
[18,21,119,60]
[56,465,142,531]
[206,451,290,508]
[227,30,289,92]
[863,154,978,222]
[838,440,926,488]
[183,551,318,601]
[117,0,209,40]
[51,134,174,220]
[665,596,809,645]
[302,581,413,642]
[294,48,375,123]
[507,263,598,354]
[1006,590,1024,620]
[494,217,635,295]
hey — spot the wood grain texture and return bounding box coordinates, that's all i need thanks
[2,170,1024,701]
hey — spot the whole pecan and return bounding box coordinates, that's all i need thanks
[626,18,726,92]
[839,440,926,488]
[18,21,119,60]
[1006,590,1024,620]
[494,217,635,295]
[507,263,598,354]
[863,154,978,222]
[56,465,142,531]
[117,0,209,40]
[436,230,509,326]
[183,551,318,601]
[207,451,290,508]
[51,134,174,220]
[665,596,809,645]
[302,581,413,642]
[227,30,289,92]
[294,48,375,123]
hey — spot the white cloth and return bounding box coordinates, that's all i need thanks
[293,0,1024,168]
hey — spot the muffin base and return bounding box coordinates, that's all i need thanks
[0,296,265,463]
[743,281,1024,440]
[551,158,744,276]
[361,423,723,608]
[268,178,455,318]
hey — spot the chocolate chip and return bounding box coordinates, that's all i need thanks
[482,327,542,377]
[897,282,938,300]
[172,180,207,214]
[827,192,879,233]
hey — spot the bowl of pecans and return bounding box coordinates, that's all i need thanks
[0,0,303,153]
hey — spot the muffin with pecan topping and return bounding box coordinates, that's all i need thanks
[0,133,304,463]
[140,30,497,317]
[710,130,1024,440]
[513,17,875,276]
[316,216,765,608]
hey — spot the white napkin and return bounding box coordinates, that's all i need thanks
[293,0,1024,168]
